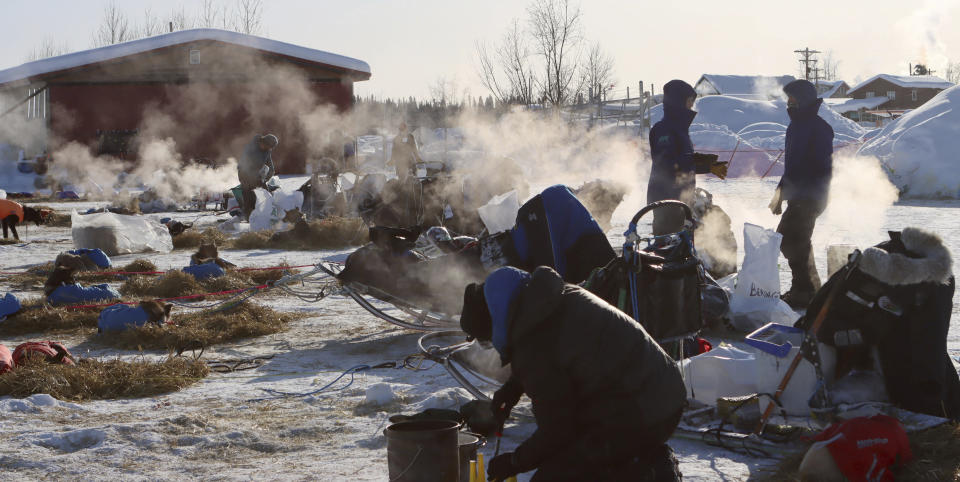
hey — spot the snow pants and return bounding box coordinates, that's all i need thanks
[777,199,825,294]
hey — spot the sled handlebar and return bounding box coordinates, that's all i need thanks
[629,200,694,227]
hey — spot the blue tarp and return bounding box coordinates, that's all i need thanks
[67,248,112,269]
[48,284,121,306]
[182,262,225,280]
[98,304,152,332]
[0,293,21,320]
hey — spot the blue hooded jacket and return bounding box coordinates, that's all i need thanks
[780,80,834,203]
[483,267,532,360]
[648,80,698,205]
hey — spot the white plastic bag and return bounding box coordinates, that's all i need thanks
[477,190,520,234]
[71,211,173,256]
[249,187,304,232]
[249,188,276,232]
[728,223,798,331]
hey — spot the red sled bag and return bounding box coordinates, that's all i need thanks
[801,414,911,482]
[0,344,13,374]
[12,341,75,367]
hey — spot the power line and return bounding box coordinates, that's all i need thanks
[794,47,821,82]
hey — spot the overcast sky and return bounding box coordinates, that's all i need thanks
[1,0,958,100]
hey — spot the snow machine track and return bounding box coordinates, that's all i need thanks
[418,331,505,401]
[318,262,460,332]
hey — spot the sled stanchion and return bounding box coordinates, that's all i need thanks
[753,251,862,435]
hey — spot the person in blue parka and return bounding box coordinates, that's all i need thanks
[769,79,834,308]
[460,266,686,481]
[648,80,727,235]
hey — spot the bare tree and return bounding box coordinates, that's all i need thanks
[93,3,132,47]
[198,0,231,29]
[579,42,615,102]
[527,0,583,106]
[944,61,960,84]
[233,0,264,35]
[475,19,536,105]
[138,7,164,38]
[25,37,70,62]
[168,5,195,32]
[821,50,841,81]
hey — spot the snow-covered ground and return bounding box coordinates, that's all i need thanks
[2,176,959,480]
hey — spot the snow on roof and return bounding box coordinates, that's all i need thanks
[695,74,796,96]
[823,96,889,113]
[848,74,954,94]
[0,28,371,87]
[817,80,848,98]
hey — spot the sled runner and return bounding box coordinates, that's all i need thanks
[318,261,461,332]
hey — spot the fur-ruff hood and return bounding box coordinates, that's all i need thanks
[859,227,953,285]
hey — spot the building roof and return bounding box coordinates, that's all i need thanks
[695,74,796,97]
[0,28,371,88]
[817,80,849,98]
[848,74,954,94]
[823,96,889,114]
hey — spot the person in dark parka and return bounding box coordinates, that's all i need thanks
[648,79,726,235]
[460,266,687,481]
[237,134,279,221]
[769,79,834,308]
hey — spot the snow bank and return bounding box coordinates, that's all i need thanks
[858,85,960,198]
[647,96,866,176]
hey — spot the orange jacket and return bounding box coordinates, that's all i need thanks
[0,199,24,222]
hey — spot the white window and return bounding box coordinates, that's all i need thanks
[887,91,896,100]
[865,91,875,98]
[189,50,200,65]
[911,89,918,101]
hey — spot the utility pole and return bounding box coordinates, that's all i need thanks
[794,47,821,81]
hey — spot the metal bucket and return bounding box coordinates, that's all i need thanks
[458,432,483,482]
[385,420,460,482]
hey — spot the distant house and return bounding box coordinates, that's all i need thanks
[816,80,850,98]
[823,97,890,125]
[0,28,371,172]
[847,74,954,110]
[694,74,796,100]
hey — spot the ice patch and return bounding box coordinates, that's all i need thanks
[35,428,107,452]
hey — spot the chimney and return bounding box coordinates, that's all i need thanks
[169,22,174,33]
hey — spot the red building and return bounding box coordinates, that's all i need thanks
[0,29,371,173]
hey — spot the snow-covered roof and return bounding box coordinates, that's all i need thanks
[0,28,371,87]
[817,80,848,98]
[848,74,953,94]
[695,74,796,96]
[823,96,889,113]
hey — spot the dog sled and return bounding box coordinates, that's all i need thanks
[318,260,461,332]
[582,200,706,358]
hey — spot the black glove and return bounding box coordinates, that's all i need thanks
[692,152,720,175]
[491,379,524,424]
[692,152,719,163]
[487,452,520,481]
